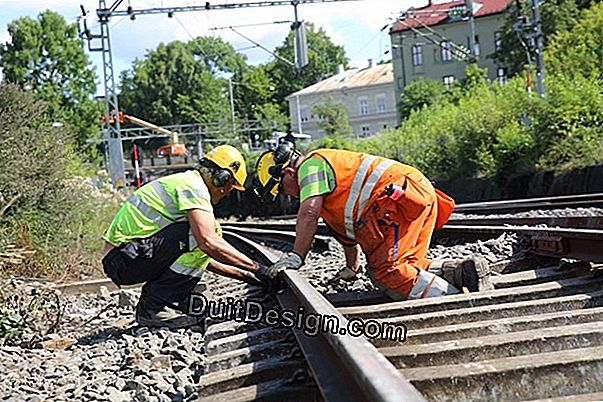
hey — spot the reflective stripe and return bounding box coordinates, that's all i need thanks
[299,171,328,189]
[169,261,204,278]
[188,230,198,250]
[408,270,458,299]
[150,181,182,220]
[127,194,173,228]
[392,224,399,260]
[344,156,376,239]
[177,188,210,204]
[356,159,395,219]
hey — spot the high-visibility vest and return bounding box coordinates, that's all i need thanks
[103,170,217,276]
[307,149,427,243]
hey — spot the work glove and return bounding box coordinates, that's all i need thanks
[265,252,304,279]
[334,265,363,282]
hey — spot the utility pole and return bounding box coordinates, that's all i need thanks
[296,95,303,134]
[228,77,236,135]
[465,0,476,61]
[94,0,127,190]
[512,0,545,97]
[530,0,545,97]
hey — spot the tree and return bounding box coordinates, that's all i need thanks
[266,23,348,114]
[119,37,248,127]
[232,65,288,140]
[312,97,353,138]
[545,2,603,80]
[493,0,588,76]
[398,79,448,120]
[0,10,99,152]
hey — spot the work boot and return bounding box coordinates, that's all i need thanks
[430,255,493,292]
[135,294,205,329]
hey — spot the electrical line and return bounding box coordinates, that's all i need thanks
[209,20,292,30]
[396,14,472,62]
[174,14,196,40]
[229,26,294,66]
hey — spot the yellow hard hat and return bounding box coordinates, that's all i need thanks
[204,145,247,191]
[255,142,300,200]
[256,151,282,200]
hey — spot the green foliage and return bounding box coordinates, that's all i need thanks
[232,65,288,142]
[310,74,537,180]
[0,309,25,346]
[0,10,100,155]
[460,65,489,89]
[0,83,120,277]
[533,74,603,171]
[398,79,449,120]
[493,0,599,78]
[311,97,353,138]
[545,2,603,80]
[266,23,348,114]
[119,37,246,126]
[494,0,582,75]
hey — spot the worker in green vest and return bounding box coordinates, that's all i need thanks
[102,145,263,328]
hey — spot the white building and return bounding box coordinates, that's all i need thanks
[286,63,398,140]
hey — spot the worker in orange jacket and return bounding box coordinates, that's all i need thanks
[255,142,493,300]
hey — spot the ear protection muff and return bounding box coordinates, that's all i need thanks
[273,141,301,167]
[212,169,233,188]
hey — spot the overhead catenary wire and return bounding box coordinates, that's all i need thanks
[229,26,294,66]
[395,14,472,62]
[209,20,292,30]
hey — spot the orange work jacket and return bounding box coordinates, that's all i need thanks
[305,149,454,244]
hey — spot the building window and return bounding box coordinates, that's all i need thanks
[411,44,423,66]
[495,31,503,51]
[359,98,369,115]
[440,41,452,62]
[468,35,480,56]
[300,107,309,122]
[361,125,371,137]
[497,67,507,84]
[443,75,455,89]
[376,94,386,113]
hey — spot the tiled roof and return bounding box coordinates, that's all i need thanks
[390,0,511,33]
[287,63,393,98]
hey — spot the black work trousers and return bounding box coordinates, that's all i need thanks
[102,222,200,310]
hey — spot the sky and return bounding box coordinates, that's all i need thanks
[0,0,427,90]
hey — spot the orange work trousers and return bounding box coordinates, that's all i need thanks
[354,170,437,299]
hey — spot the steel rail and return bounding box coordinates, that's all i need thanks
[438,225,603,262]
[221,225,331,251]
[222,230,426,402]
[454,193,603,213]
[279,271,426,402]
[447,215,603,229]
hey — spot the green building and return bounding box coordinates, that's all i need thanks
[390,0,511,114]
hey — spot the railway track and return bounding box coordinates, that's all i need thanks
[199,197,603,401]
[5,194,603,401]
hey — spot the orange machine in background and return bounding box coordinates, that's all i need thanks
[102,112,188,158]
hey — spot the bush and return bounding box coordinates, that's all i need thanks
[398,79,449,121]
[0,83,120,278]
[534,74,603,171]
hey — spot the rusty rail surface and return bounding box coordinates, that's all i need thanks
[438,225,603,262]
[453,192,603,214]
[220,230,426,402]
